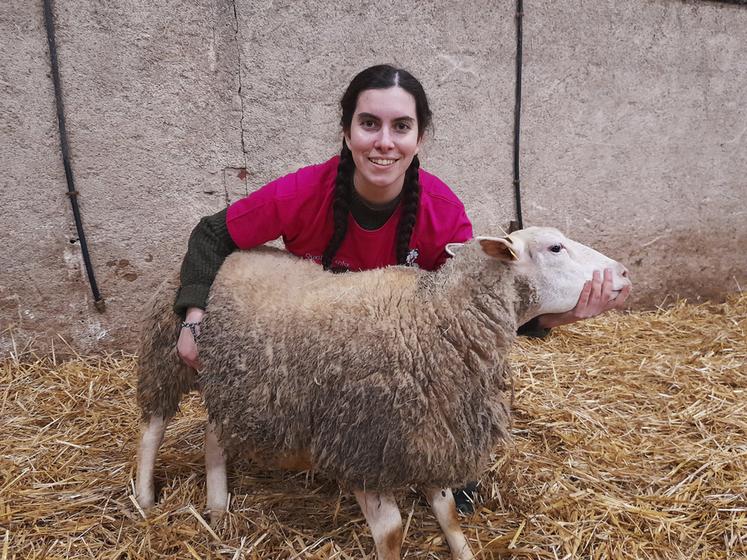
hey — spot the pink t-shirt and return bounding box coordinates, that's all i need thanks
[226,157,473,272]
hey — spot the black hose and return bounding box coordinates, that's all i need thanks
[511,0,525,232]
[43,0,105,312]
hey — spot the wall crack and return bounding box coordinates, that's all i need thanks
[230,0,249,201]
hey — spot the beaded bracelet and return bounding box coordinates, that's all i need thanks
[181,321,201,340]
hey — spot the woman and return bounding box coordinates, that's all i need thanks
[174,63,629,510]
[175,64,473,365]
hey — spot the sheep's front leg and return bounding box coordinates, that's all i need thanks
[135,415,168,510]
[354,490,403,560]
[425,487,474,560]
[205,421,228,517]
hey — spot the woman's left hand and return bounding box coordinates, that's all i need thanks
[536,268,631,329]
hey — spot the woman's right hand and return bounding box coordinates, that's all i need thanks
[177,307,205,370]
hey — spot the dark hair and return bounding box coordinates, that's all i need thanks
[322,65,432,271]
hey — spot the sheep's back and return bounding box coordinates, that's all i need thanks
[199,248,512,491]
[214,248,420,318]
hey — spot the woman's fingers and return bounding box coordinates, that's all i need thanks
[610,283,632,310]
[177,328,202,370]
[570,280,591,318]
[588,270,603,310]
[537,269,631,329]
[599,269,614,307]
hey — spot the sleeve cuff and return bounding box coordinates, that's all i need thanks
[173,284,211,318]
[517,316,550,339]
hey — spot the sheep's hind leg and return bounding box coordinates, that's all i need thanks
[135,415,168,511]
[205,421,228,518]
[426,487,474,560]
[354,490,403,560]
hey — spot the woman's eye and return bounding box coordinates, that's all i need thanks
[549,244,563,253]
[361,120,378,129]
[395,122,411,132]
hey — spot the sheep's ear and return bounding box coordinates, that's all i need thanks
[477,236,519,261]
[445,242,465,257]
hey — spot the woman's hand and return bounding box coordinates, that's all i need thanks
[177,307,205,370]
[537,269,631,329]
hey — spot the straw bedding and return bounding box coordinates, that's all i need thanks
[1,294,745,559]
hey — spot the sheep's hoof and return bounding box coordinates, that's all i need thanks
[206,489,229,522]
[206,507,226,527]
[134,485,155,509]
[135,493,155,513]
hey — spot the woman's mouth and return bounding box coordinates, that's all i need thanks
[369,157,398,167]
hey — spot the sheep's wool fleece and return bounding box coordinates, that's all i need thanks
[137,273,197,420]
[198,246,529,491]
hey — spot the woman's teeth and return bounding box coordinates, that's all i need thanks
[370,158,396,166]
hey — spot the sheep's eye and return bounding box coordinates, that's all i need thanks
[549,244,563,253]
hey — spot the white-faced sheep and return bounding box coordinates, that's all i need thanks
[135,226,630,560]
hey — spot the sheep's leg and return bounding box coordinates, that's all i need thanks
[354,490,403,560]
[135,415,168,510]
[205,421,228,517]
[425,487,474,560]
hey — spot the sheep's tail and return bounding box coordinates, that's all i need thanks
[136,273,198,421]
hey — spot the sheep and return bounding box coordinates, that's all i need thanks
[135,226,630,560]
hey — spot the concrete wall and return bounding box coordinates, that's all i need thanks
[1,0,745,356]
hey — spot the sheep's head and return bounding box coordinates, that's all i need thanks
[446,226,631,319]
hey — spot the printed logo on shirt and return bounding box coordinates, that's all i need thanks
[405,248,420,268]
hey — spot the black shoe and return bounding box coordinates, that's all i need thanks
[453,481,479,514]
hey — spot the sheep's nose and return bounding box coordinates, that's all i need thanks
[617,264,632,286]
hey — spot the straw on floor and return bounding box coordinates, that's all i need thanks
[2,294,745,559]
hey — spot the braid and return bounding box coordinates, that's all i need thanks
[322,141,354,270]
[396,155,421,265]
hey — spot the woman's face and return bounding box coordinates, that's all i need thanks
[345,86,422,204]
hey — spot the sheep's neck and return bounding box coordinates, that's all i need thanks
[423,256,532,368]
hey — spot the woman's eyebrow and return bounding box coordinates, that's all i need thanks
[356,113,415,124]
[356,112,380,121]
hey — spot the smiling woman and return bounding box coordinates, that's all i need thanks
[345,87,422,203]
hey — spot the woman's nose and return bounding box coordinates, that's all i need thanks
[375,127,395,150]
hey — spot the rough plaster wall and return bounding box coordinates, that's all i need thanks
[1,0,244,355]
[232,0,515,230]
[0,1,80,353]
[1,0,745,356]
[522,0,747,305]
